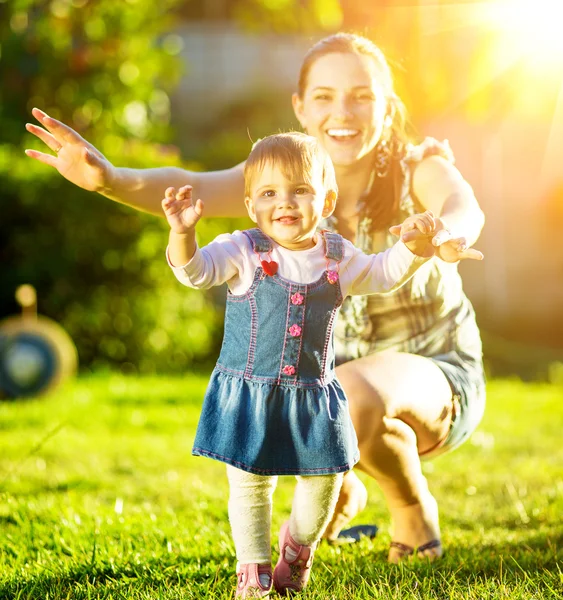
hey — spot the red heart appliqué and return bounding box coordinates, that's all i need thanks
[261,260,278,276]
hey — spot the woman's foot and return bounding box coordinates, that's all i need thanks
[387,492,443,563]
[273,521,316,594]
[322,470,368,541]
[235,563,272,598]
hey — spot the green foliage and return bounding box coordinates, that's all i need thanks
[0,1,346,374]
[1,162,234,372]
[177,0,343,32]
[1,0,182,146]
[0,376,562,598]
[231,0,342,33]
[0,0,234,373]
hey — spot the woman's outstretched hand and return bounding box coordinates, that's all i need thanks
[25,108,113,193]
[162,185,204,234]
[429,225,484,262]
[390,212,484,262]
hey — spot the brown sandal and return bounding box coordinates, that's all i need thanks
[389,539,442,560]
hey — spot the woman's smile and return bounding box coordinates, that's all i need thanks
[325,128,361,142]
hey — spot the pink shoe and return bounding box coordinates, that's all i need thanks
[273,521,316,594]
[235,563,272,598]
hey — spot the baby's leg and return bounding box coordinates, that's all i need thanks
[226,464,277,592]
[290,473,344,545]
[273,473,343,594]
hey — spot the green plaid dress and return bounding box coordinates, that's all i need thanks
[323,138,485,450]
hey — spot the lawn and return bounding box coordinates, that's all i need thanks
[0,374,562,599]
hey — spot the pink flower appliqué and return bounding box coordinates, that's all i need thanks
[289,324,302,337]
[282,365,296,376]
[327,270,339,284]
[290,292,304,305]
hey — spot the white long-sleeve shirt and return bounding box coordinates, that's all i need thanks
[168,230,430,298]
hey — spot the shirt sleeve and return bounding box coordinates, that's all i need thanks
[341,239,431,297]
[166,231,249,290]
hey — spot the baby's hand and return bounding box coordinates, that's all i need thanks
[389,210,437,257]
[162,185,204,234]
[389,211,484,261]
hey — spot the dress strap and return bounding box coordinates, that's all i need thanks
[321,231,344,262]
[243,228,273,253]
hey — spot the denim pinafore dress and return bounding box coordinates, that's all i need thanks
[192,228,359,476]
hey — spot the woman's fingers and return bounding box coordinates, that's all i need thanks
[460,247,484,260]
[450,236,467,251]
[24,149,57,168]
[439,237,484,261]
[451,237,483,260]
[25,123,62,153]
[31,107,50,122]
[432,228,452,246]
[31,107,83,144]
[32,107,65,135]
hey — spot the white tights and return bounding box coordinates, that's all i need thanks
[226,464,343,565]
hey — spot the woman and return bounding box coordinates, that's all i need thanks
[25,33,485,563]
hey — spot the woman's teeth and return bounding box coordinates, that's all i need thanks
[327,128,359,140]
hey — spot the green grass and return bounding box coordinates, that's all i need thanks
[1,374,562,599]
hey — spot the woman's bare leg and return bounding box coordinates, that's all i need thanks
[325,351,455,561]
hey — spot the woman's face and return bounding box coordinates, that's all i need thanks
[292,52,389,168]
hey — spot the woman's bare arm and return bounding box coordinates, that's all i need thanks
[411,155,485,247]
[107,163,247,218]
[25,108,247,218]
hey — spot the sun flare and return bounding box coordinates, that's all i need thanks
[485,0,563,68]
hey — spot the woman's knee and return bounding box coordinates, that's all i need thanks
[337,371,422,467]
[351,391,394,451]
[337,352,456,452]
[337,362,394,445]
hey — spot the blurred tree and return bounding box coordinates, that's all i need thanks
[177,0,342,32]
[0,0,229,374]
[1,0,344,375]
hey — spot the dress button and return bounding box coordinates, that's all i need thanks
[290,292,304,305]
[282,365,296,375]
[327,270,339,284]
[289,324,302,337]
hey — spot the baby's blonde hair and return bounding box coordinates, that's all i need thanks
[244,132,337,198]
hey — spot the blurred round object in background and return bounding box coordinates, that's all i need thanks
[0,285,78,399]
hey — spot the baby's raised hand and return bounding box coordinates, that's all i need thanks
[161,185,204,234]
[389,210,438,257]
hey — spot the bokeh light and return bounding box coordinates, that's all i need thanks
[485,0,563,70]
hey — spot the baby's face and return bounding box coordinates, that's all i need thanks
[244,162,335,251]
